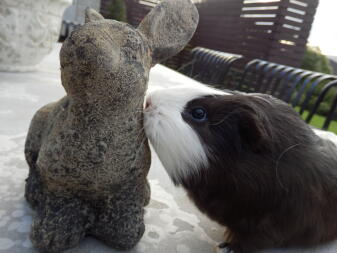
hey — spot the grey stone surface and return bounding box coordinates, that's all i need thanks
[23,1,199,252]
[0,0,71,72]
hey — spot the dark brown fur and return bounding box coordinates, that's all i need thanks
[181,94,337,253]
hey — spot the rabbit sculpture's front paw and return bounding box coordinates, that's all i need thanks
[30,195,93,252]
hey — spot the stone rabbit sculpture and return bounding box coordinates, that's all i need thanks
[24,1,199,252]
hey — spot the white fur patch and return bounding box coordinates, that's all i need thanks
[144,84,228,184]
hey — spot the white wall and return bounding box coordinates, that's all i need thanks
[308,0,337,56]
[63,0,101,24]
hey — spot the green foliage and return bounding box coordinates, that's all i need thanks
[297,45,336,118]
[294,84,336,118]
[108,0,127,22]
[301,45,332,74]
[296,108,337,134]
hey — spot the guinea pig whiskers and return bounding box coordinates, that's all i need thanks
[130,136,147,170]
[132,116,145,124]
[133,110,146,117]
[135,127,146,142]
[274,143,301,193]
[135,108,144,112]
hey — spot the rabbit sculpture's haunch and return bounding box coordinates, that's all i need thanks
[24,1,199,252]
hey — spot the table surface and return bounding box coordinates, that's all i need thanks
[1,44,337,253]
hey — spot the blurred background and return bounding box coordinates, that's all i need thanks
[59,0,337,72]
[1,0,337,132]
[1,2,337,253]
[61,0,337,133]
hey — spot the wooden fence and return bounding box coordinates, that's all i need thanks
[102,0,319,68]
[100,0,112,17]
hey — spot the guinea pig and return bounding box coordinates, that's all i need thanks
[143,84,337,253]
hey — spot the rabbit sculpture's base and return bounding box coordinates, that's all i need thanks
[24,0,198,251]
[25,173,150,252]
[25,171,150,252]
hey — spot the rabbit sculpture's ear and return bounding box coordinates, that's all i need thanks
[85,8,105,23]
[138,0,199,65]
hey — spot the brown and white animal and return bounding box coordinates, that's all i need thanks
[144,85,337,253]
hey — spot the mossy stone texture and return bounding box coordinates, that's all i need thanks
[24,0,199,252]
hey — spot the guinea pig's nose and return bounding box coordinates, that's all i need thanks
[145,97,152,109]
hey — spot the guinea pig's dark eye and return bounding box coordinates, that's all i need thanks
[191,107,207,121]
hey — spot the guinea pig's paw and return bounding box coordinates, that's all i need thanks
[216,242,234,253]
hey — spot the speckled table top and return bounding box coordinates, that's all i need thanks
[1,44,337,253]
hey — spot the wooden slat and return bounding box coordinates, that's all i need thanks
[269,50,306,63]
[241,9,280,15]
[123,0,318,68]
[243,2,285,8]
[244,1,317,14]
[280,2,317,14]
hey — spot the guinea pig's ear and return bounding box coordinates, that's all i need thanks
[239,110,269,152]
[137,0,199,65]
[85,8,104,23]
